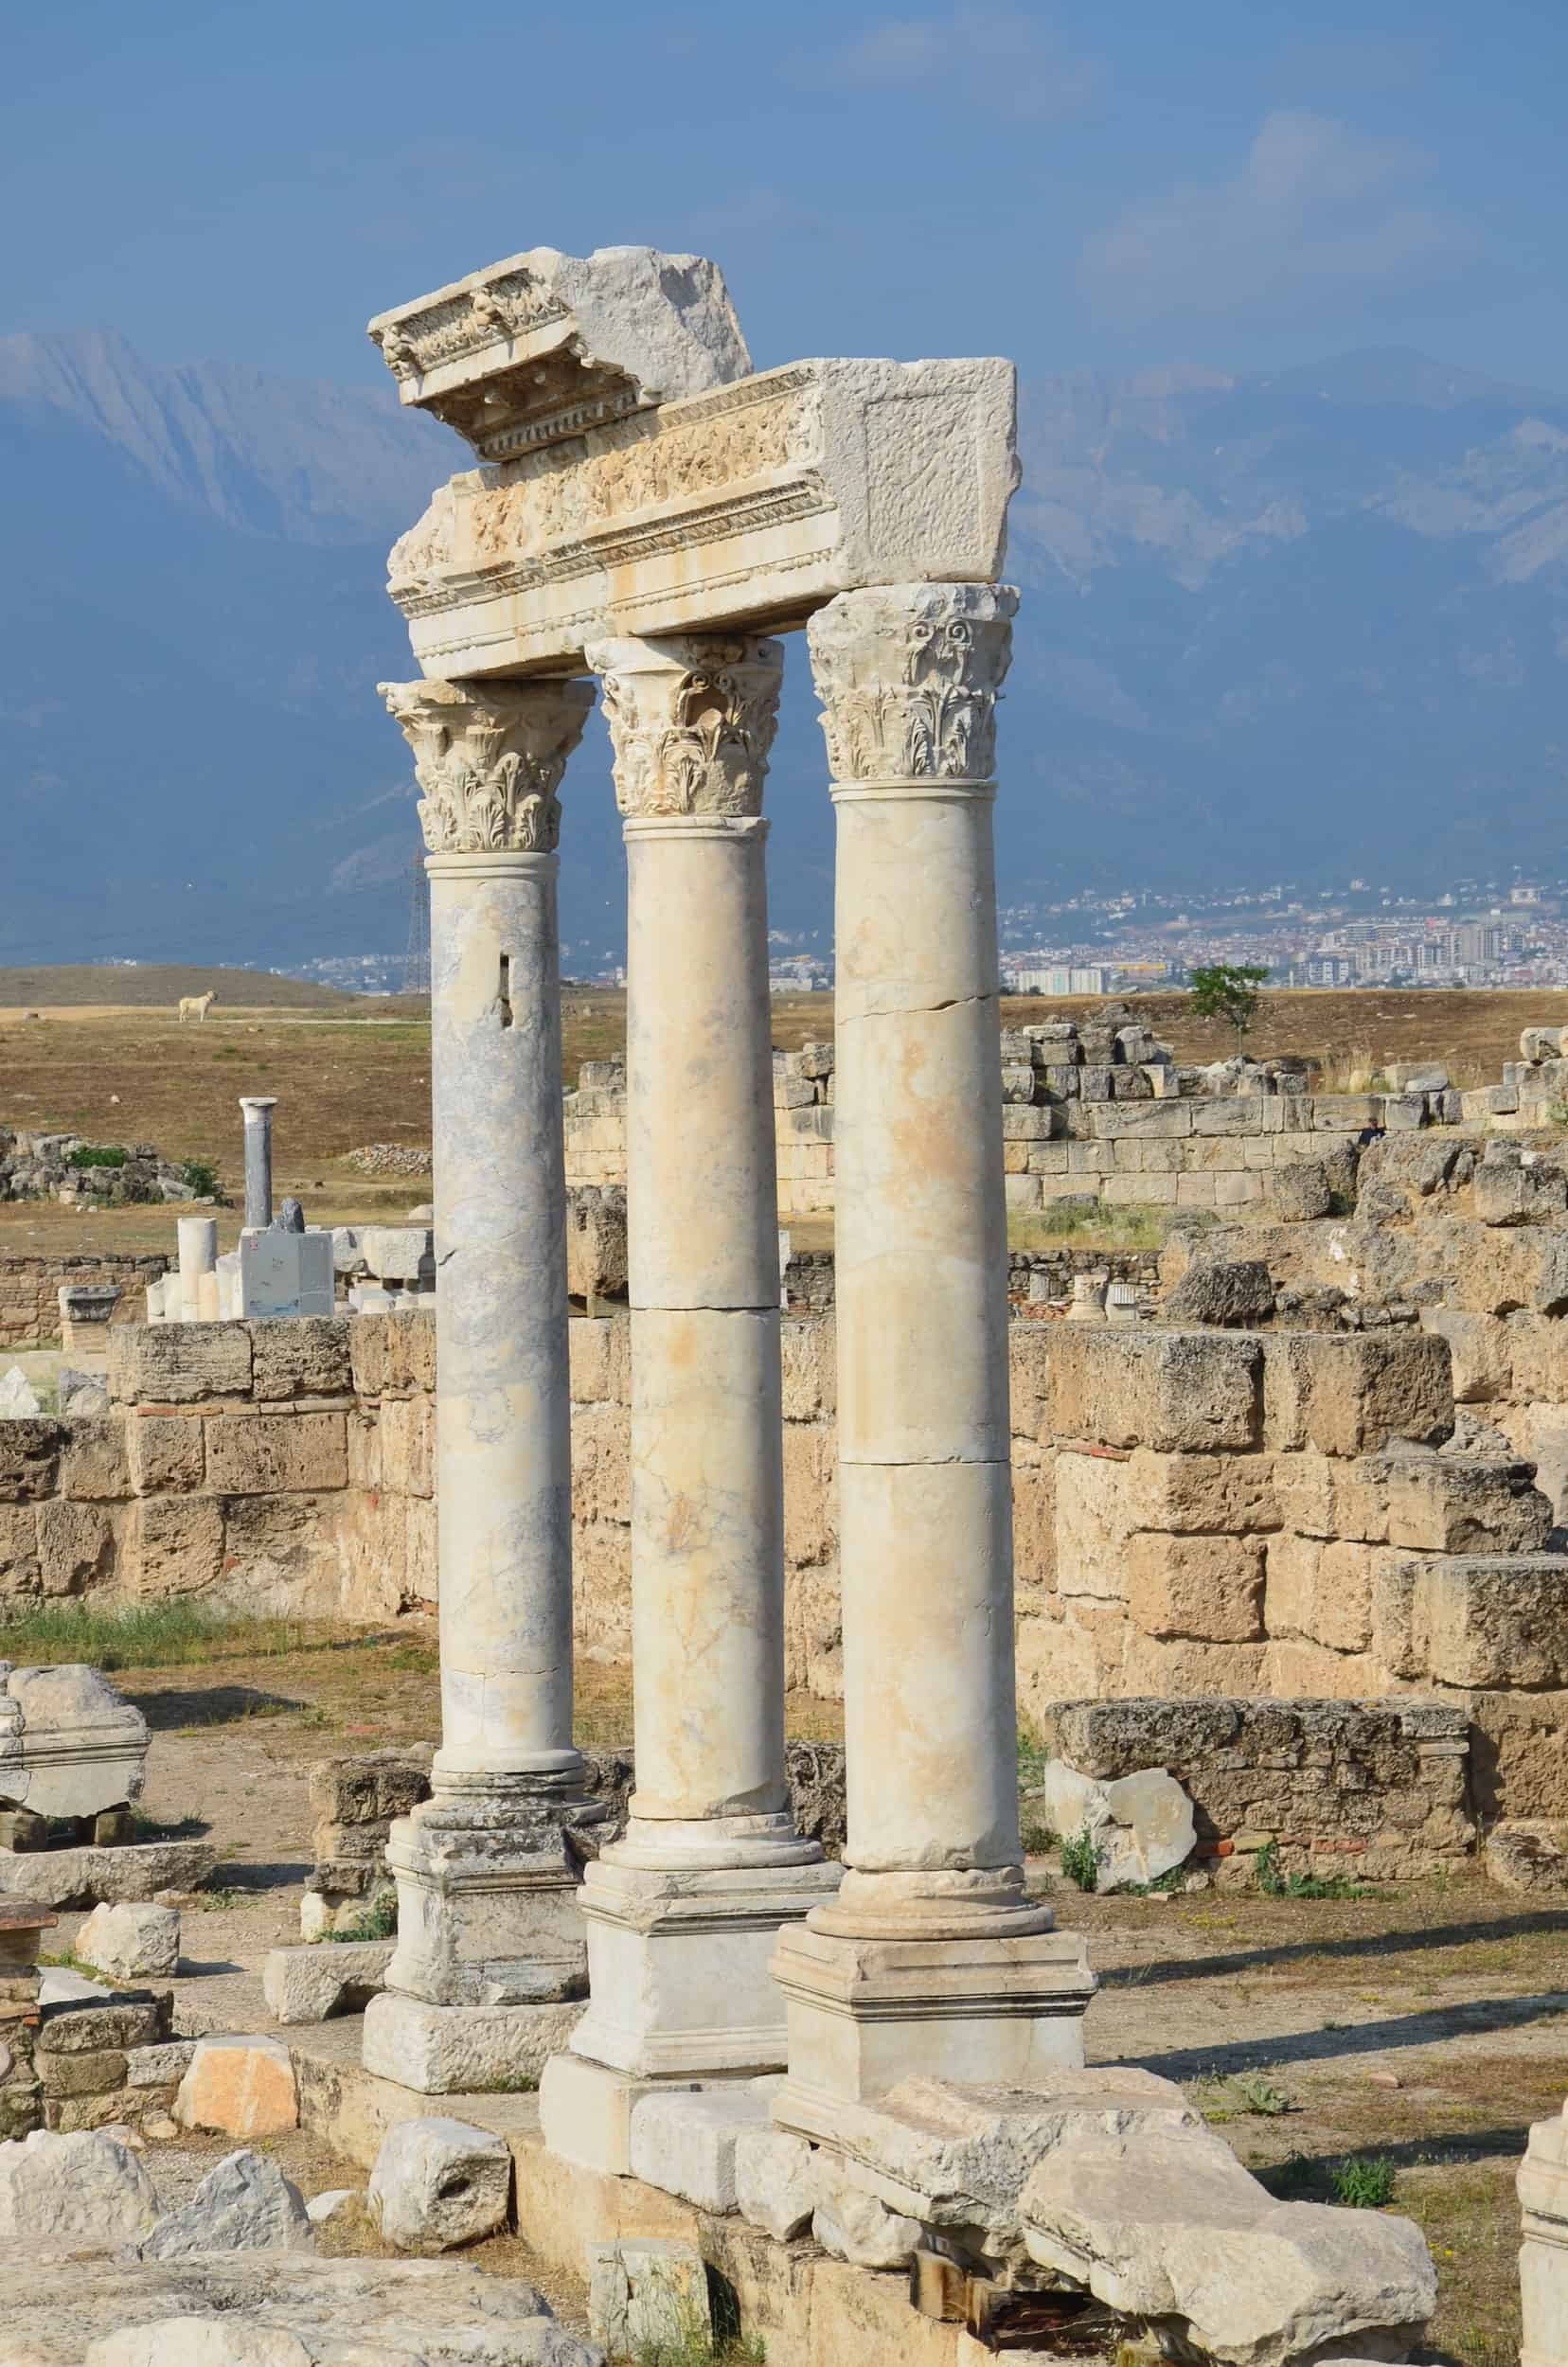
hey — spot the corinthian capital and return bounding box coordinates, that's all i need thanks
[585,633,784,820]
[380,675,595,854]
[807,584,1016,787]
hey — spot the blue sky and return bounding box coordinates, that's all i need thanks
[7,0,1567,392]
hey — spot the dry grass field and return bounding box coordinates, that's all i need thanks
[1,983,1559,1259]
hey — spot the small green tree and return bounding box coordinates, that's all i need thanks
[1188,962,1270,1045]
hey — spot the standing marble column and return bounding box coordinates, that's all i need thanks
[774,585,1093,2135]
[239,1097,276,1231]
[543,633,837,2169]
[363,672,600,2095]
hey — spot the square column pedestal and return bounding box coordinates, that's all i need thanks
[540,1828,840,2174]
[768,1913,1096,2140]
[362,1784,604,2095]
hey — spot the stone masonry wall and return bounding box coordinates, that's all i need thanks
[0,1256,167,1352]
[6,1308,1568,1821]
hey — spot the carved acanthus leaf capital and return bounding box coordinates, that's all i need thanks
[807,583,1016,786]
[380,676,595,854]
[586,633,784,820]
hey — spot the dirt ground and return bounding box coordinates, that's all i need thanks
[11,1628,1537,2360]
[2,988,1556,1269]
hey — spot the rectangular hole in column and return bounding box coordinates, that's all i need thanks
[498,952,514,1029]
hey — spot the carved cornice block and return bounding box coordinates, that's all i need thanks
[380,676,596,854]
[385,357,1018,679]
[368,244,751,461]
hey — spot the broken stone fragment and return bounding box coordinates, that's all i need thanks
[77,1901,181,1984]
[1040,1762,1196,1892]
[0,2125,159,2252]
[587,2236,711,2358]
[368,2115,512,2252]
[1021,2122,1435,2367]
[142,2147,313,2259]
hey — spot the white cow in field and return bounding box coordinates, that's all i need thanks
[177,991,217,1023]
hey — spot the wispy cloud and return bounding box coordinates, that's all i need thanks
[823,6,1101,120]
[1080,111,1484,328]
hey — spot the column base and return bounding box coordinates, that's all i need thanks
[381,1786,602,2008]
[362,1989,584,2096]
[567,1851,843,2079]
[768,1916,1096,2127]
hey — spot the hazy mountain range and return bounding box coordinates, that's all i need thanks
[5,328,1568,970]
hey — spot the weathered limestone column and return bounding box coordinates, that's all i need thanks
[773,585,1093,2134]
[239,1097,276,1231]
[363,672,601,2094]
[176,1217,218,1325]
[543,632,837,2169]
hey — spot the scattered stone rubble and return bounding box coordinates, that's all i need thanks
[0,1130,219,1209]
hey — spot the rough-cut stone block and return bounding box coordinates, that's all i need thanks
[627,2087,771,2211]
[1049,1329,1262,1453]
[1265,1536,1376,1655]
[57,1422,131,1504]
[174,2035,298,2139]
[1129,1448,1279,1535]
[734,2123,816,2240]
[108,1323,252,1406]
[1419,1309,1511,1404]
[1399,1557,1568,1689]
[261,1941,394,2025]
[567,1314,630,1408]
[127,1415,206,1496]
[1262,1332,1452,1455]
[1127,1534,1265,1643]
[0,1421,62,1505]
[588,2238,710,2359]
[35,1500,115,1595]
[360,1992,582,2094]
[127,1499,223,1598]
[205,1413,347,1495]
[369,2115,511,2251]
[248,1318,352,1401]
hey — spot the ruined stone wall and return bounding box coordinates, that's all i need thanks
[6,1305,1567,1820]
[1021,1322,1568,1820]
[0,1317,436,1619]
[0,1256,167,1351]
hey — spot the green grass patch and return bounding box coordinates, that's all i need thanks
[1059,1826,1100,1893]
[321,1890,398,1945]
[1254,1841,1382,1902]
[65,1145,129,1170]
[0,1602,403,1674]
[1332,2155,1398,2209]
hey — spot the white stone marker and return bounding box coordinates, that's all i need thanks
[363,674,603,2091]
[175,1217,218,1326]
[542,634,835,2162]
[239,1096,276,1231]
[772,585,1093,2136]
